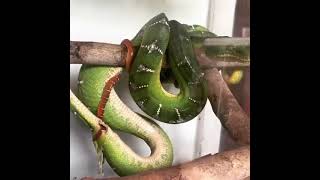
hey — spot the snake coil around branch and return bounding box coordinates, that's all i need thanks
[70,13,250,177]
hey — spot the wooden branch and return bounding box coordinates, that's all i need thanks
[69,41,249,69]
[197,52,250,145]
[196,52,249,70]
[70,41,125,66]
[204,37,250,46]
[81,146,250,180]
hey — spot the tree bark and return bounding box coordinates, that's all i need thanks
[196,52,249,70]
[70,40,249,69]
[81,146,250,180]
[199,61,250,145]
[70,41,125,66]
[203,37,249,46]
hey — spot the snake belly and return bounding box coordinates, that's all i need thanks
[77,66,173,176]
[129,14,208,124]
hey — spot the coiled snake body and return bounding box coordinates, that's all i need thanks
[70,13,249,176]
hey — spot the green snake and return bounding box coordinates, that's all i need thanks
[70,13,249,177]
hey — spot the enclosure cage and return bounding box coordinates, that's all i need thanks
[70,0,250,179]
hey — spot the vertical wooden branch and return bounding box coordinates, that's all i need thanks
[202,66,250,145]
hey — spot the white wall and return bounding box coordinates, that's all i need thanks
[207,0,237,36]
[70,0,236,179]
[71,0,210,43]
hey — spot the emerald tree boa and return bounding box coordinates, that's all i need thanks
[70,13,250,176]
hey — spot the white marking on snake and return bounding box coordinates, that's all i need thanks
[78,80,84,84]
[156,104,162,116]
[138,99,148,106]
[136,64,155,73]
[184,56,193,69]
[188,97,199,104]
[149,18,169,28]
[177,56,196,73]
[175,108,181,119]
[129,82,137,90]
[177,61,184,67]
[188,81,200,85]
[137,84,149,89]
[141,40,163,55]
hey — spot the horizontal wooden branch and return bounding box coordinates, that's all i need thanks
[70,41,249,69]
[196,51,250,70]
[81,146,250,180]
[70,41,125,66]
[204,37,250,46]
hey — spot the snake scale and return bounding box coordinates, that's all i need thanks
[70,13,249,177]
